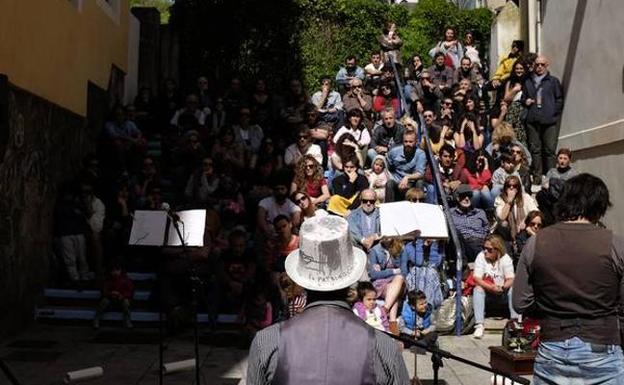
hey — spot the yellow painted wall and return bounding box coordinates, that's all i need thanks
[0,0,131,116]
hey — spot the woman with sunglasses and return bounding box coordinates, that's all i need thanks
[290,155,330,207]
[514,210,544,255]
[291,191,327,223]
[494,175,538,255]
[472,234,518,339]
[373,82,401,116]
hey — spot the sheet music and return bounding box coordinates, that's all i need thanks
[129,211,168,246]
[379,201,448,239]
[166,209,206,247]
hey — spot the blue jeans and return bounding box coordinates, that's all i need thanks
[534,337,624,385]
[471,188,494,209]
[472,286,518,324]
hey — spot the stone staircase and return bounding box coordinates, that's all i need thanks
[34,272,238,327]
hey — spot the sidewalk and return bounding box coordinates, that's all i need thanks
[0,323,532,385]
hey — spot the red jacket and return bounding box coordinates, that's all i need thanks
[102,272,134,300]
[461,168,492,190]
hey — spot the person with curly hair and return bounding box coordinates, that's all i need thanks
[290,155,330,207]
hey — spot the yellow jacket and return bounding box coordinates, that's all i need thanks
[491,56,517,82]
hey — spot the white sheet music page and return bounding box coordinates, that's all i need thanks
[129,211,167,246]
[379,201,448,239]
[166,209,207,247]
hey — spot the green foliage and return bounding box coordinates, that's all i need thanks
[129,0,172,24]
[170,0,492,92]
[401,0,494,66]
[296,0,493,88]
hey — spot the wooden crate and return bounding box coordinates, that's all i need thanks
[489,346,536,375]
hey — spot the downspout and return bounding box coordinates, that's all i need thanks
[536,0,542,54]
[527,0,537,52]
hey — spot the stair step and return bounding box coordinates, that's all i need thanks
[35,307,238,324]
[44,289,150,301]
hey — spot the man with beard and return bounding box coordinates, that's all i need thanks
[257,174,302,239]
[450,184,489,262]
[453,57,483,86]
[424,144,463,203]
[387,130,426,196]
[428,52,454,93]
[346,189,381,252]
[335,55,366,93]
[368,107,405,162]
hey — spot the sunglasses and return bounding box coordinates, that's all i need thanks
[295,196,308,204]
[511,150,522,154]
[535,62,547,67]
[409,198,423,203]
[298,135,309,140]
[459,194,472,200]
[507,184,519,189]
[530,221,542,228]
[443,101,453,105]
[352,85,362,89]
[483,246,494,253]
[424,114,434,118]
[305,164,315,169]
[362,199,376,204]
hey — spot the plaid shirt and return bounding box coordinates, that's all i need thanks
[450,207,489,240]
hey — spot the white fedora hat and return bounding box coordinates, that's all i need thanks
[285,215,367,292]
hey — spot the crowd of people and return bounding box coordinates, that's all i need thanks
[52,23,575,340]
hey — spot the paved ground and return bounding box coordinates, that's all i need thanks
[0,323,532,385]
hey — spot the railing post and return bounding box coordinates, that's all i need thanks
[387,57,465,336]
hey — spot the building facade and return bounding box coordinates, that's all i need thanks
[0,0,139,334]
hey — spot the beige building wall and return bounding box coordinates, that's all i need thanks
[526,0,624,234]
[0,0,133,116]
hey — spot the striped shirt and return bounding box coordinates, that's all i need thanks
[246,300,410,385]
[450,207,489,240]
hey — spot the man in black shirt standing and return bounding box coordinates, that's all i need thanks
[513,173,624,384]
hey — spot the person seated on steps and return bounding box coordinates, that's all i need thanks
[398,290,438,348]
[93,261,135,329]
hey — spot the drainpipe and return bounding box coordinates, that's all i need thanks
[527,0,537,52]
[536,0,542,54]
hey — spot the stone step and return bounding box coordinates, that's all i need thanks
[34,306,238,324]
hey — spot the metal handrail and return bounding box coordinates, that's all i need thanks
[387,56,465,335]
[384,332,531,385]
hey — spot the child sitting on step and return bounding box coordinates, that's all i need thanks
[93,261,134,329]
[398,290,437,342]
[352,281,389,332]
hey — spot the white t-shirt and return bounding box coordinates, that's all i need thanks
[284,143,323,166]
[473,252,514,286]
[258,196,301,226]
[333,126,371,148]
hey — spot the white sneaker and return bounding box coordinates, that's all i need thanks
[473,324,484,339]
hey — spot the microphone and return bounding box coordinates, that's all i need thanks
[161,202,183,224]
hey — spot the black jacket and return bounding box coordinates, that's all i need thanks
[521,73,564,126]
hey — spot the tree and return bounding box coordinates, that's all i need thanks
[129,0,173,24]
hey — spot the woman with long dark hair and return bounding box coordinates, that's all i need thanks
[503,60,528,146]
[290,155,330,207]
[373,82,400,116]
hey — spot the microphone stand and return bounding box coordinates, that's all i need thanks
[170,217,202,385]
[383,332,530,385]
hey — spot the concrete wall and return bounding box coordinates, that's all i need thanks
[0,0,132,116]
[0,80,90,335]
[535,0,624,234]
[489,1,521,75]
